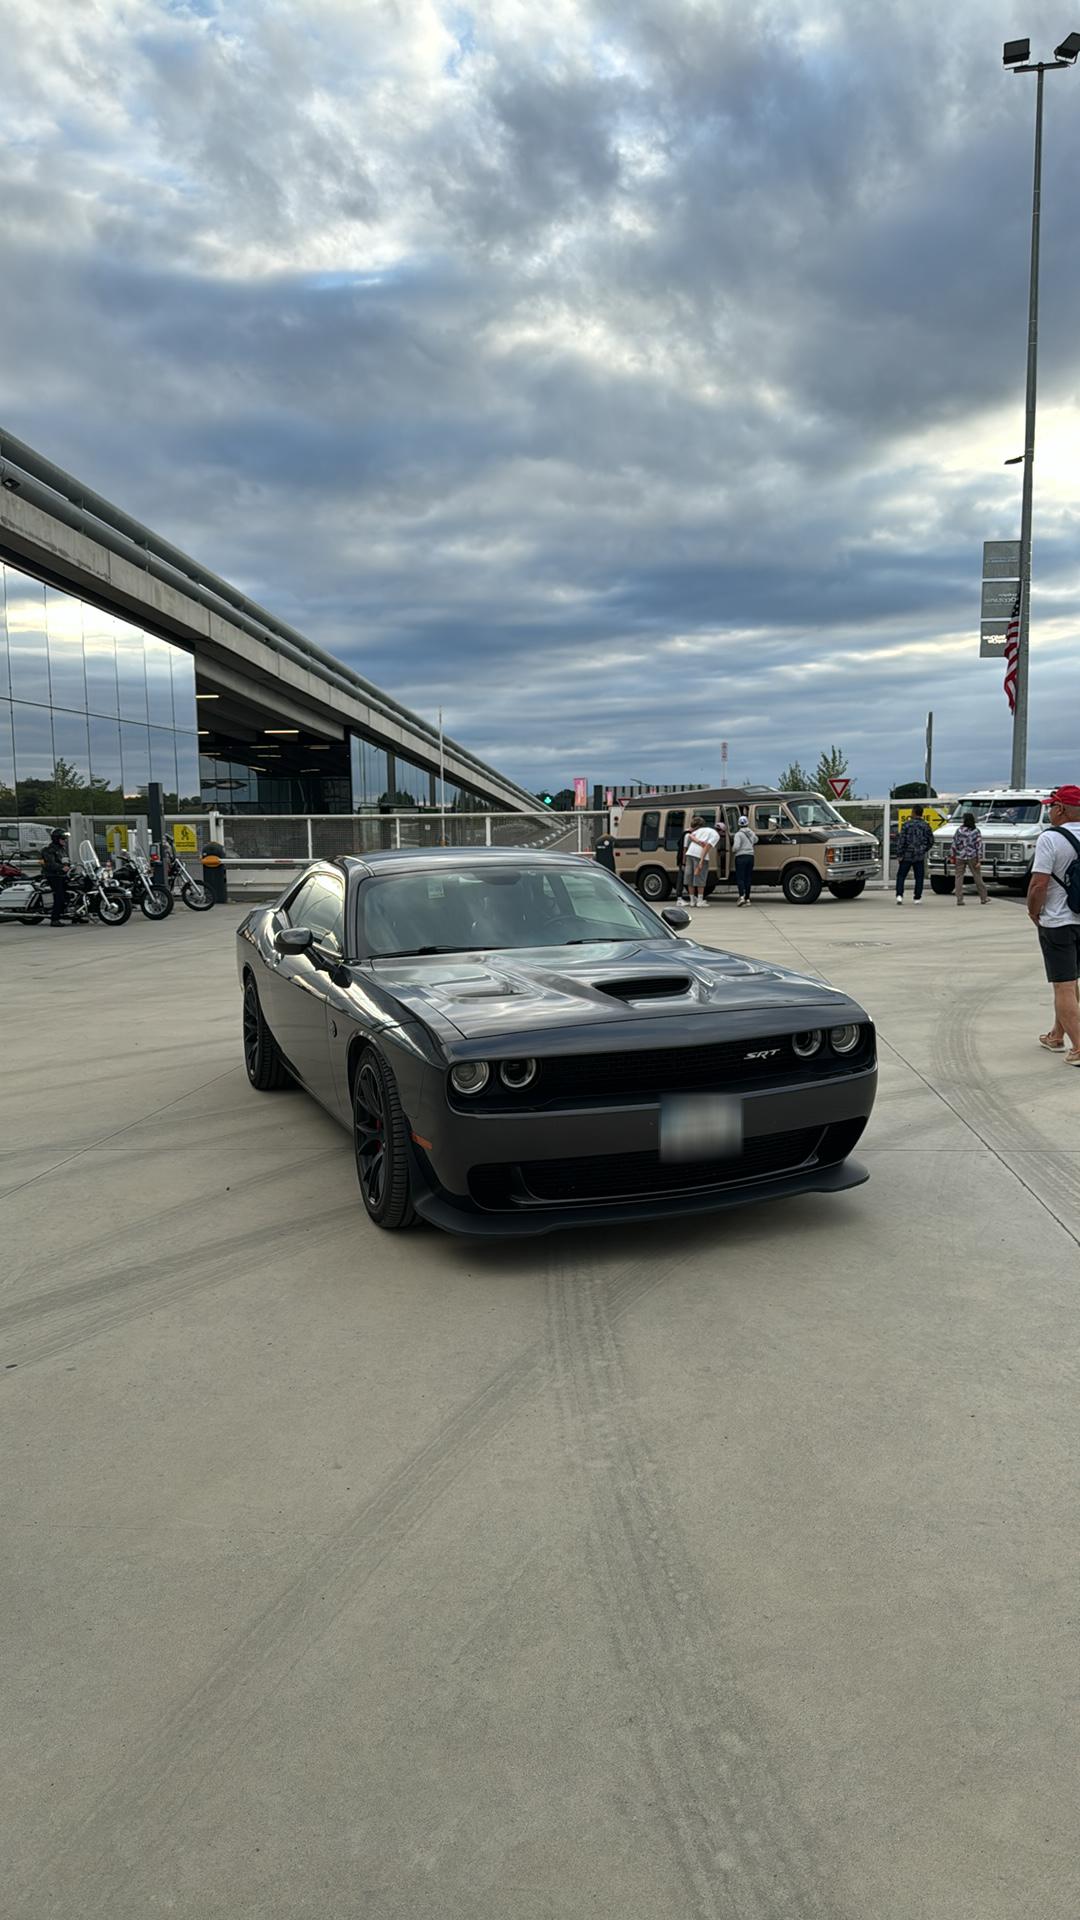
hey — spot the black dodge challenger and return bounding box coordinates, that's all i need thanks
[237,848,876,1236]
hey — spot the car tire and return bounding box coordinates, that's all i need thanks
[929,876,953,896]
[636,866,672,902]
[353,1047,416,1231]
[782,864,822,905]
[242,975,291,1090]
[827,878,866,900]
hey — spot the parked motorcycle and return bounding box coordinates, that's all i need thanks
[165,838,213,911]
[0,844,130,925]
[109,846,174,920]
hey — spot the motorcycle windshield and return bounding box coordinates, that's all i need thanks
[79,840,102,871]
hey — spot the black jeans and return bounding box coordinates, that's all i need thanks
[48,873,69,924]
[896,858,925,900]
[735,854,754,900]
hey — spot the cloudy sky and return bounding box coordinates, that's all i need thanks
[2,0,1079,796]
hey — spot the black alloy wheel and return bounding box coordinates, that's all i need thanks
[353,1048,416,1230]
[242,976,291,1090]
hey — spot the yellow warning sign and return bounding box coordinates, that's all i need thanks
[896,805,948,834]
[105,825,129,854]
[172,823,198,854]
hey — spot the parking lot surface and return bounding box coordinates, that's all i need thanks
[3,886,1079,1919]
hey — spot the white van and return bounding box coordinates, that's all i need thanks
[927,789,1050,894]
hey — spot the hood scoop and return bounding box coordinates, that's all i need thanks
[592,974,692,1002]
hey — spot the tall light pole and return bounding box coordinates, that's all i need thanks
[1002,33,1079,787]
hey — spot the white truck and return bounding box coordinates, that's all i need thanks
[927,788,1050,895]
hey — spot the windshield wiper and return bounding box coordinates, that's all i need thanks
[374,944,493,958]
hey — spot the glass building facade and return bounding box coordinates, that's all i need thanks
[0,561,200,819]
[350,735,498,815]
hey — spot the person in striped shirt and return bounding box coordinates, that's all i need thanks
[952,813,989,905]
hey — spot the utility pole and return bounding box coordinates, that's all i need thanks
[438,709,446,845]
[924,712,933,794]
[1003,34,1079,785]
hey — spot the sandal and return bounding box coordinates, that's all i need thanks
[1039,1034,1066,1051]
[1067,1052,1080,1068]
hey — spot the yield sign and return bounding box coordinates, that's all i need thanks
[828,776,851,799]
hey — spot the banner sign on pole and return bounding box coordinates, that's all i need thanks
[981,539,1020,656]
[573,777,588,810]
[982,539,1021,579]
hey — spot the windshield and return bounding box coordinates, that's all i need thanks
[786,798,847,828]
[362,865,668,957]
[949,799,1045,825]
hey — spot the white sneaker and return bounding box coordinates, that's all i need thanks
[912,897,923,905]
[895,895,904,905]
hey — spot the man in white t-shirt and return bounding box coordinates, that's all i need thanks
[1028,783,1080,1059]
[683,814,720,907]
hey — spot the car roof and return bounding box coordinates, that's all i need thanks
[340,846,593,878]
[617,787,782,808]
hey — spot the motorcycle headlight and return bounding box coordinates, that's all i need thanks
[830,1024,862,1055]
[792,1030,823,1058]
[450,1061,490,1095]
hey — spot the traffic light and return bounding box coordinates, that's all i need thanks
[539,792,554,807]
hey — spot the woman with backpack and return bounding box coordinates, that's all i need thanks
[952,812,989,905]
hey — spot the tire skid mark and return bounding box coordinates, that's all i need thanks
[932,964,1080,1240]
[0,1202,359,1373]
[547,1249,838,1919]
[10,1240,682,1918]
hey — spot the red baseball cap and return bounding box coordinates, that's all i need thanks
[1048,785,1080,807]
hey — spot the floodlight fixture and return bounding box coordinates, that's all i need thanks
[1003,37,1031,63]
[1054,30,1080,58]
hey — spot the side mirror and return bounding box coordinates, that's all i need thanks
[275,926,314,956]
[662,906,691,930]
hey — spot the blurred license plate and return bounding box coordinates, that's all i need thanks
[660,1095,742,1163]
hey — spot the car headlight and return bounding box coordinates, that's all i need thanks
[830,1024,862,1055]
[450,1061,490,1095]
[792,1030,823,1058]
[499,1059,537,1089]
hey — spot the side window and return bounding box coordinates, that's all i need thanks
[752,805,779,834]
[664,809,686,852]
[639,811,660,852]
[286,872,345,952]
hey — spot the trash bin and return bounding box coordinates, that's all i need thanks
[201,840,228,904]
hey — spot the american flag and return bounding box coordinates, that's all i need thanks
[1003,588,1021,714]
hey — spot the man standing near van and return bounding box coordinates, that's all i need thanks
[1028,784,1080,1060]
[684,814,719,907]
[732,814,757,907]
[895,805,934,904]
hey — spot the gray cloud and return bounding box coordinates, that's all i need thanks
[1,0,1079,797]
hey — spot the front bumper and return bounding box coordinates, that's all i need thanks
[929,857,1029,879]
[408,1065,877,1236]
[826,859,880,881]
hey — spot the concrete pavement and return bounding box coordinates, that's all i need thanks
[2,885,1079,1919]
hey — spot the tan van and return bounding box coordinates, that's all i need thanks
[612,787,881,905]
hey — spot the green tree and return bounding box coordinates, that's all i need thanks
[891,780,938,799]
[776,761,813,792]
[813,746,854,798]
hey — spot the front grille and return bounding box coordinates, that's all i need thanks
[517,1032,873,1105]
[521,1128,823,1201]
[832,842,873,865]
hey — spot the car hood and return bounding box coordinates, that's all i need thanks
[369,939,855,1044]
